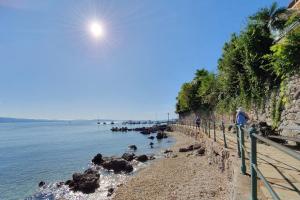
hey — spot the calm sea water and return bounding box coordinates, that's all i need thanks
[0,121,174,200]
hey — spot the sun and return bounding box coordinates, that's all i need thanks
[89,21,105,39]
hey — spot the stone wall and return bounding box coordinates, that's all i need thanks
[279,74,300,136]
[251,74,300,136]
[178,110,235,125]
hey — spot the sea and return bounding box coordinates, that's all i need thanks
[0,120,175,200]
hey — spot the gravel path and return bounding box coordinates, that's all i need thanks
[112,131,230,200]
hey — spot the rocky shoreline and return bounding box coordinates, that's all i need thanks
[31,125,171,200]
[31,125,231,200]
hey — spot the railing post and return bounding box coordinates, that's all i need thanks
[239,125,246,175]
[222,121,228,148]
[249,127,257,200]
[208,120,211,138]
[236,125,241,158]
[213,121,216,142]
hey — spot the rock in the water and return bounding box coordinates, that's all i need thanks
[56,182,64,188]
[92,153,103,165]
[38,181,45,187]
[149,142,154,146]
[68,168,100,194]
[122,153,135,161]
[148,155,156,160]
[156,132,168,139]
[128,145,137,151]
[65,179,74,187]
[136,154,148,162]
[148,136,155,140]
[140,130,151,135]
[111,127,130,132]
[102,159,133,173]
[107,188,114,197]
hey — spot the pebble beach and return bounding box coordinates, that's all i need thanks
[113,131,230,200]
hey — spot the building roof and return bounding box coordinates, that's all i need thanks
[288,0,300,9]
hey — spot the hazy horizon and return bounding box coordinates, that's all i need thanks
[0,116,174,121]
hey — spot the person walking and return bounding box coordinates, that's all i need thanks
[195,115,201,129]
[235,107,249,126]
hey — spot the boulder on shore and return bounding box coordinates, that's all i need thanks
[164,149,173,154]
[122,153,135,161]
[92,153,103,165]
[65,168,100,194]
[192,144,202,150]
[156,132,168,139]
[179,144,202,152]
[136,154,148,162]
[38,181,45,187]
[195,147,205,156]
[179,147,189,152]
[107,188,114,197]
[101,159,133,173]
[92,153,134,173]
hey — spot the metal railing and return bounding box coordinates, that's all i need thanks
[238,125,300,200]
[175,119,233,149]
[274,19,300,42]
[175,119,300,200]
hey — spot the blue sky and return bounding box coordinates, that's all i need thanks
[0,0,289,120]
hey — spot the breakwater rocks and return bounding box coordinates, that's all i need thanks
[91,153,134,173]
[38,150,154,198]
[111,124,172,134]
[65,168,100,194]
[60,151,156,195]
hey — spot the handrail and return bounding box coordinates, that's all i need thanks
[253,133,300,161]
[279,126,300,131]
[248,127,300,200]
[252,164,281,200]
[268,135,300,143]
[175,119,300,200]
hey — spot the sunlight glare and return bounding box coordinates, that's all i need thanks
[89,21,105,39]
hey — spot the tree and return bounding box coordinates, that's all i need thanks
[266,28,300,79]
[249,2,287,31]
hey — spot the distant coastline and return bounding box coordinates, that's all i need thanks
[0,117,62,123]
[0,117,112,123]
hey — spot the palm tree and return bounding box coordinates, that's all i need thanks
[249,2,287,31]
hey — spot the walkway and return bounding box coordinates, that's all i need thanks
[176,124,300,200]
